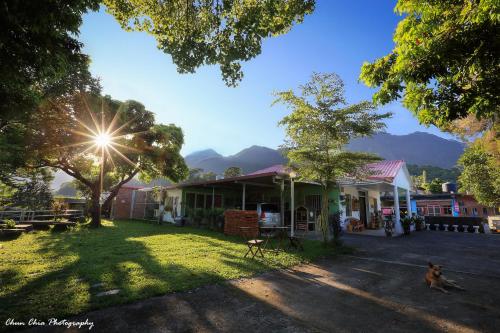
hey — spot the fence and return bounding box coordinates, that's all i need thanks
[0,209,84,222]
[424,216,486,233]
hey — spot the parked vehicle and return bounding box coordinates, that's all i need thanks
[488,216,500,233]
[245,203,281,227]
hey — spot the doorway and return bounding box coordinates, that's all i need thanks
[358,191,367,227]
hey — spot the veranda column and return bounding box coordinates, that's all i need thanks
[393,185,402,234]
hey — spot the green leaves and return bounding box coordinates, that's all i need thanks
[458,144,500,207]
[274,72,391,185]
[359,0,500,127]
[104,0,315,86]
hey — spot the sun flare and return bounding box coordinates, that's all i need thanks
[95,132,111,147]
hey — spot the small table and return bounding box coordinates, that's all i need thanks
[259,226,289,253]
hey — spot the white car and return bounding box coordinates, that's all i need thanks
[246,203,281,227]
[488,216,500,233]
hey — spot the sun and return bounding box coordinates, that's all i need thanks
[95,132,111,147]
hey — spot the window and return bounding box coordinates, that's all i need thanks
[205,195,212,209]
[462,207,468,215]
[427,205,440,216]
[214,195,222,208]
[345,194,352,216]
[305,195,322,212]
[186,193,195,209]
[482,207,488,216]
[245,203,257,211]
[261,204,279,213]
[443,206,452,215]
[472,207,478,216]
[417,207,424,215]
[196,194,205,209]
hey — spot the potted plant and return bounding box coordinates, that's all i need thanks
[401,216,412,235]
[414,215,425,231]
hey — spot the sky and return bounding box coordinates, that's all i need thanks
[79,0,455,157]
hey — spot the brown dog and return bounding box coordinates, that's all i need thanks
[425,262,465,293]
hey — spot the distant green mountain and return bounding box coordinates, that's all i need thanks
[347,132,464,168]
[407,164,461,183]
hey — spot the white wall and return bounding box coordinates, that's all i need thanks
[393,165,412,191]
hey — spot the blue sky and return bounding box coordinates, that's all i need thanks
[79,0,454,156]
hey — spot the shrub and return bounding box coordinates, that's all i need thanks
[52,201,68,222]
[401,216,412,234]
[413,215,425,231]
[77,216,87,224]
[3,219,16,229]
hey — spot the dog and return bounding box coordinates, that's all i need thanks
[425,262,465,293]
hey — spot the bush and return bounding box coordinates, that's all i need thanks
[77,216,87,224]
[3,219,16,229]
[401,216,412,235]
[414,215,425,231]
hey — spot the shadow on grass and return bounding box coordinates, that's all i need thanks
[0,219,330,328]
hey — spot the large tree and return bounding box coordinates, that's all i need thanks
[27,93,188,227]
[458,144,499,207]
[359,0,499,127]
[224,166,242,178]
[274,73,391,244]
[1,0,314,182]
[104,0,315,86]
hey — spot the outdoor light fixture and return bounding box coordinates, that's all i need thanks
[289,171,297,178]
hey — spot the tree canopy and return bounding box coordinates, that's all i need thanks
[224,166,242,178]
[27,92,188,226]
[458,144,499,207]
[274,72,391,243]
[359,0,499,127]
[104,0,315,86]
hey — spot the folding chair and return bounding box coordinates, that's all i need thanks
[240,227,264,259]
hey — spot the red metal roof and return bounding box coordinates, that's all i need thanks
[246,164,290,176]
[366,160,405,182]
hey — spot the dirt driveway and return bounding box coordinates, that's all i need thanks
[26,232,500,333]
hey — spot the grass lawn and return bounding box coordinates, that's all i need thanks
[0,219,339,324]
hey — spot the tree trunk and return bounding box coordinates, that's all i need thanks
[320,185,330,244]
[89,186,101,228]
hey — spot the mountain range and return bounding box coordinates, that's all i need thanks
[52,131,464,189]
[186,132,465,174]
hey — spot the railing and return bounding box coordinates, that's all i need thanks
[423,216,486,233]
[0,209,84,222]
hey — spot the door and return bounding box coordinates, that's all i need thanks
[359,196,367,227]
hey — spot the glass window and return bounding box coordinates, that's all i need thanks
[462,207,468,215]
[186,193,195,209]
[205,195,212,209]
[482,207,488,216]
[345,194,352,216]
[214,195,222,208]
[427,206,440,216]
[472,207,478,216]
[196,194,205,209]
[261,204,279,213]
[443,206,452,215]
[245,203,257,211]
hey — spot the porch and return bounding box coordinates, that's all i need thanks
[338,160,414,237]
[156,165,340,237]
